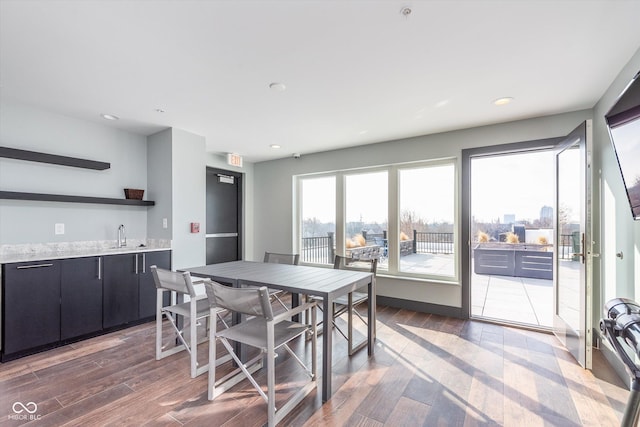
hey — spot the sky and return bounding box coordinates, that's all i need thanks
[301,149,582,225]
[471,151,555,223]
[301,165,454,225]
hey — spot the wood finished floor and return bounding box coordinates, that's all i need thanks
[0,304,630,426]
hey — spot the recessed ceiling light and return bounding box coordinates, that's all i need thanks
[270,144,281,149]
[400,6,412,16]
[269,82,286,92]
[101,113,119,120]
[493,97,514,106]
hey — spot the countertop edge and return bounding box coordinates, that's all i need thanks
[0,246,171,264]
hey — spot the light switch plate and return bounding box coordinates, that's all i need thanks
[55,223,65,235]
[162,218,168,229]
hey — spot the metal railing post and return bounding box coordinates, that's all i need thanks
[328,232,334,263]
[413,230,417,253]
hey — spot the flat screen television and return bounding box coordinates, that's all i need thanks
[605,70,640,220]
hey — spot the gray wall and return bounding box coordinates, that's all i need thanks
[0,102,149,244]
[0,102,255,271]
[593,48,640,320]
[253,110,592,308]
[170,128,206,269]
[589,47,640,381]
[147,128,173,241]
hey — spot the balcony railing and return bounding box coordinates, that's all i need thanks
[301,230,454,264]
[413,231,454,254]
[302,231,580,264]
[301,232,334,264]
[559,233,579,260]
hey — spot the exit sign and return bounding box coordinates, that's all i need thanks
[227,153,243,168]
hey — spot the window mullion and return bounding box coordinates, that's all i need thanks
[335,172,345,257]
[387,166,399,273]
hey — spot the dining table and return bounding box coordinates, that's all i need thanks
[184,260,375,402]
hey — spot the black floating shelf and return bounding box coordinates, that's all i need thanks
[0,146,110,170]
[0,191,154,206]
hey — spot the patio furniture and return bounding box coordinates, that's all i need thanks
[204,280,317,427]
[346,244,381,260]
[473,243,553,280]
[331,255,377,355]
[151,266,231,378]
[184,260,374,402]
[400,239,414,256]
[263,251,300,310]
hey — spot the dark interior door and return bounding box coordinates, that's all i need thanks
[206,168,242,264]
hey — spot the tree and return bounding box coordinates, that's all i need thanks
[558,204,573,235]
[400,209,420,236]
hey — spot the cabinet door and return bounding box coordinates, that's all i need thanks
[60,257,103,340]
[102,254,138,328]
[138,251,171,319]
[2,261,61,355]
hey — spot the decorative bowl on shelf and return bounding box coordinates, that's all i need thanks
[124,188,144,200]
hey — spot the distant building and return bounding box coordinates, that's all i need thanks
[503,214,515,224]
[540,205,553,221]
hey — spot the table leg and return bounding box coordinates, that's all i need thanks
[292,293,300,322]
[322,296,332,402]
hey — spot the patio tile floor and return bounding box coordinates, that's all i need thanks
[382,252,553,329]
[472,271,553,328]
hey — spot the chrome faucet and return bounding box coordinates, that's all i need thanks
[117,224,126,248]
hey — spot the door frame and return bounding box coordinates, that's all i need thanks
[552,120,593,369]
[461,137,561,320]
[206,167,244,261]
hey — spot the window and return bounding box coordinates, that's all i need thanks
[296,159,457,281]
[345,171,388,272]
[399,164,455,277]
[300,176,335,265]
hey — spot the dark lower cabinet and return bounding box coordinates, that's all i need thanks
[138,251,171,319]
[60,257,103,340]
[2,250,171,361]
[102,253,139,329]
[2,260,61,355]
[103,250,171,328]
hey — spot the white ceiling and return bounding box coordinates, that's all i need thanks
[2,1,640,163]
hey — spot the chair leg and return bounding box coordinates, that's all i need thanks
[311,305,317,380]
[190,302,198,378]
[161,313,189,354]
[207,312,217,401]
[332,296,368,356]
[156,290,163,360]
[267,324,276,427]
[347,292,354,356]
[218,339,265,397]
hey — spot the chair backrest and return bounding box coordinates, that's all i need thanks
[264,252,300,265]
[333,255,378,275]
[203,280,274,321]
[150,265,198,298]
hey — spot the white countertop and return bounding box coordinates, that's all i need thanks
[0,240,171,264]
